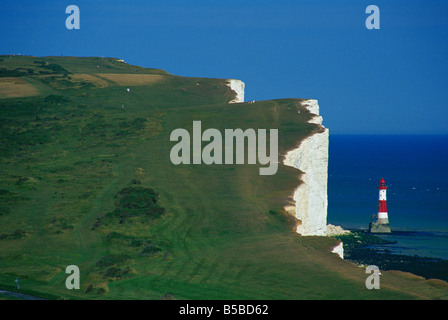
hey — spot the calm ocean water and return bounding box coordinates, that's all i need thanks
[327,135,448,260]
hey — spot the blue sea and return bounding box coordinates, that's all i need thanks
[327,135,448,260]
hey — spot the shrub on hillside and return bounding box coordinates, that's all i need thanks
[111,186,165,219]
[44,95,71,104]
[140,244,162,257]
[96,254,132,268]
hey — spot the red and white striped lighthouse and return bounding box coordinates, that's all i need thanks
[369,178,391,233]
[377,178,389,224]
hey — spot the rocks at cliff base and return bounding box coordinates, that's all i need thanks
[326,224,351,236]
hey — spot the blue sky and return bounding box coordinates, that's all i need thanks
[1,0,447,134]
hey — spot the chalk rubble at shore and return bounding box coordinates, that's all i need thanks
[326,224,351,236]
[331,242,344,259]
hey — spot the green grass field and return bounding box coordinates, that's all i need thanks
[0,55,447,300]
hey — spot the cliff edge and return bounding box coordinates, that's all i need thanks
[283,100,329,236]
[227,79,245,103]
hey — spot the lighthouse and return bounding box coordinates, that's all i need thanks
[369,178,391,233]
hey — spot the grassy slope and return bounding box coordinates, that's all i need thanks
[0,55,447,300]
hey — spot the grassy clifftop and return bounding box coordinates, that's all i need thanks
[0,55,446,299]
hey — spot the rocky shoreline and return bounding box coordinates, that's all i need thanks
[332,229,448,283]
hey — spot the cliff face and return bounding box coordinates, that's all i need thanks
[224,82,330,237]
[331,241,344,259]
[283,100,329,236]
[227,79,245,103]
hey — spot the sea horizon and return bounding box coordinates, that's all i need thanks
[327,134,448,260]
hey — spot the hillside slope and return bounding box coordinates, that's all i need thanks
[0,55,446,299]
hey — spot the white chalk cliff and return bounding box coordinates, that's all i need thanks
[331,241,344,259]
[224,87,341,256]
[227,79,245,103]
[283,100,329,236]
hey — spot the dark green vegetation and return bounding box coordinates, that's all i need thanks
[0,60,70,77]
[334,230,448,282]
[0,55,447,300]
